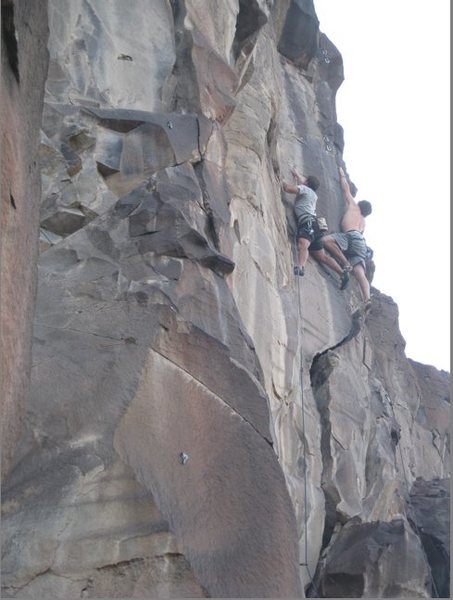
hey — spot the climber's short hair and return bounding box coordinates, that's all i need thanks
[305,175,320,191]
[358,200,372,216]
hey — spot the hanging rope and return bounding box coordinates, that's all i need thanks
[292,234,438,598]
[386,395,440,598]
[293,234,320,597]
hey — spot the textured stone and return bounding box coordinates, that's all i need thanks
[366,292,450,483]
[39,107,215,236]
[0,0,49,476]
[39,228,63,252]
[1,1,450,598]
[408,478,450,598]
[114,350,301,598]
[46,0,176,111]
[314,518,431,598]
[1,460,207,598]
[278,0,320,68]
[41,206,88,236]
[3,191,300,597]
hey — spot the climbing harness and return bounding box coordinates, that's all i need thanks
[316,216,328,232]
[386,395,440,598]
[293,234,320,597]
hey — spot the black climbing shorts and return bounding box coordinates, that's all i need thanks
[297,217,325,252]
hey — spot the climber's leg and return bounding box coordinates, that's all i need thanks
[322,234,351,270]
[352,262,370,303]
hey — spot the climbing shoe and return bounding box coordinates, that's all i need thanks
[294,265,305,277]
[340,268,350,290]
[364,298,372,313]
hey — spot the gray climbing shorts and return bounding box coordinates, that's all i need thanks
[332,230,367,268]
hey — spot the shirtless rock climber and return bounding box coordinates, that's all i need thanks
[282,167,351,289]
[322,166,373,311]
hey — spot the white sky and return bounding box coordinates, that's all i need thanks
[314,0,450,372]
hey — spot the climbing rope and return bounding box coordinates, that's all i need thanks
[293,234,320,597]
[386,395,440,598]
[293,240,438,598]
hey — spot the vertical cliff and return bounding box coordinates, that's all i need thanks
[1,1,450,598]
[0,0,49,477]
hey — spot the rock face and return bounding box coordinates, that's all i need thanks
[408,478,450,598]
[0,0,49,476]
[1,1,450,598]
[313,517,431,598]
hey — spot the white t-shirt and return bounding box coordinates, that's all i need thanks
[294,184,317,222]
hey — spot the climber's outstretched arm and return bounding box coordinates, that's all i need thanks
[282,167,307,193]
[282,181,299,194]
[290,168,305,186]
[338,166,355,207]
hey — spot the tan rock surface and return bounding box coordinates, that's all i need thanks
[1,1,449,598]
[1,0,49,476]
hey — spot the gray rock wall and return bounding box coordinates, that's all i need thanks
[1,0,450,598]
[408,478,450,598]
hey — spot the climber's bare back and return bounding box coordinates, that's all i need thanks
[341,204,366,233]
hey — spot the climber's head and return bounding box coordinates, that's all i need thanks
[358,200,372,216]
[305,175,320,192]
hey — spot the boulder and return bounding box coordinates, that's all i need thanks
[408,478,450,598]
